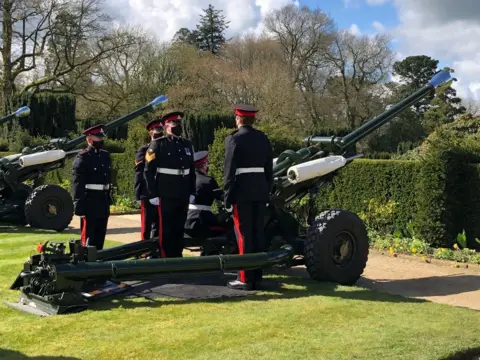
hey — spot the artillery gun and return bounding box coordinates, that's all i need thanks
[7,70,455,316]
[0,95,168,231]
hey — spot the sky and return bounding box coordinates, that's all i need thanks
[104,0,480,101]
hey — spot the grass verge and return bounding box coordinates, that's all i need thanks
[0,227,480,360]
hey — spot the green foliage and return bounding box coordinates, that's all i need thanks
[370,231,480,265]
[315,159,421,236]
[359,198,398,234]
[423,83,467,133]
[184,112,235,150]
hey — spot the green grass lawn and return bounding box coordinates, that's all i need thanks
[1,227,480,360]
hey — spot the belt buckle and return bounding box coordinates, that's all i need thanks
[178,169,185,176]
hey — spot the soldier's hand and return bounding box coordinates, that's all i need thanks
[225,204,233,213]
[189,195,195,203]
[149,197,160,206]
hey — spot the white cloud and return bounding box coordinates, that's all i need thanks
[104,0,297,43]
[388,0,480,100]
[349,23,361,35]
[372,21,385,33]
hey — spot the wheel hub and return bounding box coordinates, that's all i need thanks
[332,231,355,267]
[41,197,63,219]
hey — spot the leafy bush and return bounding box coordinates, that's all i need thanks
[359,198,398,234]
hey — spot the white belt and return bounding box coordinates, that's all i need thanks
[188,204,212,211]
[235,167,264,175]
[157,168,190,175]
[85,184,110,190]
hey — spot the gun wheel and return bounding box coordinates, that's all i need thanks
[24,185,74,232]
[304,209,369,285]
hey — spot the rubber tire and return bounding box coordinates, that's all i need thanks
[24,185,74,232]
[304,209,369,285]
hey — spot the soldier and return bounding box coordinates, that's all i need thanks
[134,117,164,241]
[144,110,196,258]
[184,151,225,239]
[223,104,274,290]
[72,124,112,250]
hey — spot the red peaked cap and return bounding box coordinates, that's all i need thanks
[233,103,258,117]
[83,124,106,137]
[145,117,164,131]
[160,110,184,125]
[193,150,208,167]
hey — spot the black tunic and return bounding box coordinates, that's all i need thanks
[134,144,150,200]
[223,125,273,207]
[185,170,224,231]
[143,135,196,200]
[71,146,112,219]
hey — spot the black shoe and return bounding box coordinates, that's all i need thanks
[227,280,255,291]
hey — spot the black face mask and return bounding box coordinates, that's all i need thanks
[171,125,182,137]
[92,140,104,149]
[152,133,163,140]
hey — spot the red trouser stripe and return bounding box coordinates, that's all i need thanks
[233,204,246,283]
[157,199,166,258]
[81,217,87,246]
[140,200,146,240]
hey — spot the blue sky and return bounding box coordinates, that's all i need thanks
[299,0,399,46]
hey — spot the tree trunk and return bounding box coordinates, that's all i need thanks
[2,1,14,102]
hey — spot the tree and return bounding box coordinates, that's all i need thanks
[196,4,229,55]
[172,27,199,47]
[0,0,134,101]
[392,55,439,115]
[323,30,395,128]
[423,82,467,132]
[263,5,336,128]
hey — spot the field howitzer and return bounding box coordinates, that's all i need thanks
[6,70,455,316]
[0,95,168,231]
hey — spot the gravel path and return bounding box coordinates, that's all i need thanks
[65,214,480,311]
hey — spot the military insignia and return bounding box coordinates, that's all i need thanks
[145,150,156,162]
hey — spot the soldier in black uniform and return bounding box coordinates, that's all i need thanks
[223,104,274,290]
[144,110,196,258]
[134,117,164,241]
[72,124,112,250]
[184,151,226,239]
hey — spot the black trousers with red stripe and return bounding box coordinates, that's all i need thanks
[80,216,109,250]
[233,201,267,284]
[157,197,189,258]
[140,199,159,240]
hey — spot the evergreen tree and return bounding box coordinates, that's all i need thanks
[196,4,230,55]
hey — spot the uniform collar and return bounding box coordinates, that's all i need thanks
[87,145,99,153]
[238,125,252,133]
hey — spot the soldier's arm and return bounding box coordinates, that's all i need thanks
[210,177,225,202]
[71,154,87,216]
[223,135,237,207]
[264,135,274,192]
[134,146,146,200]
[143,142,158,198]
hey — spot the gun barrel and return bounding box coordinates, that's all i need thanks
[53,247,292,281]
[64,95,168,150]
